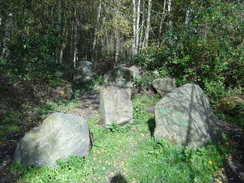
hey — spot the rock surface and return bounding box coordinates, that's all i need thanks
[154,83,222,148]
[152,77,176,97]
[73,61,93,84]
[100,86,133,128]
[14,113,91,168]
[103,64,141,88]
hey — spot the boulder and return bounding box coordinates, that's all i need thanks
[100,86,133,128]
[103,64,141,88]
[73,61,93,84]
[154,83,222,148]
[152,77,176,97]
[14,113,91,168]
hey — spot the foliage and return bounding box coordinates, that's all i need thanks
[132,94,158,122]
[11,156,85,183]
[132,70,160,93]
[216,89,244,127]
[5,25,64,82]
[110,122,132,133]
[1,0,242,98]
[75,74,103,92]
[145,1,243,102]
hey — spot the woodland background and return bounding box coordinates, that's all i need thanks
[0,0,243,100]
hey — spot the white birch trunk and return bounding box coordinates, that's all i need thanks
[139,2,145,50]
[168,0,172,33]
[144,0,152,49]
[185,9,190,26]
[73,8,78,68]
[92,0,102,61]
[132,0,137,55]
[158,0,167,46]
[2,13,13,59]
[114,0,119,65]
[135,0,141,54]
[132,0,141,55]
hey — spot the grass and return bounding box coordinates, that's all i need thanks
[125,139,226,183]
[7,93,228,183]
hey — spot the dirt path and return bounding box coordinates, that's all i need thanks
[69,91,100,120]
[105,133,148,183]
[218,121,244,183]
[73,91,150,182]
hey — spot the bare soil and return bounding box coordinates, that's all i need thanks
[217,121,244,183]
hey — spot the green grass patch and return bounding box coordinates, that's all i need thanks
[125,139,226,183]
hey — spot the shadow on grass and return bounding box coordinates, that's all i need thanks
[147,118,155,137]
[110,173,128,183]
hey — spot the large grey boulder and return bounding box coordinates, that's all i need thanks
[73,61,93,84]
[152,77,176,97]
[103,64,141,88]
[154,83,222,148]
[100,86,133,128]
[14,113,91,168]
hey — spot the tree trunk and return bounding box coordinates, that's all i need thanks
[136,0,141,54]
[139,2,145,51]
[144,0,152,49]
[132,0,141,55]
[2,12,13,60]
[92,0,102,62]
[185,9,190,26]
[168,0,172,33]
[132,0,137,55]
[113,0,120,66]
[158,0,167,46]
[73,7,78,68]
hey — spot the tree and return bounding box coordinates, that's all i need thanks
[132,0,141,55]
[144,0,152,49]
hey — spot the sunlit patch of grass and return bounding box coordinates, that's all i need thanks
[125,139,226,183]
[29,97,84,122]
[7,125,20,132]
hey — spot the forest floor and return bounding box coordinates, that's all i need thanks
[0,85,243,182]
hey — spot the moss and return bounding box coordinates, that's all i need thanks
[219,96,244,112]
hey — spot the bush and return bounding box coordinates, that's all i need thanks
[146,1,243,102]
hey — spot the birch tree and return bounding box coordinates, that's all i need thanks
[167,0,172,33]
[132,0,141,55]
[92,0,102,62]
[157,0,167,46]
[144,0,152,49]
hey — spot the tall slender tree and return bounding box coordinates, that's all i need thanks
[144,0,152,49]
